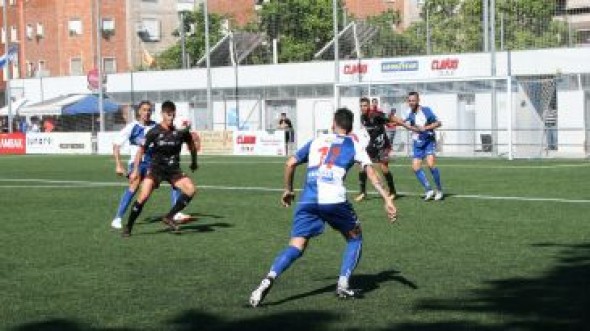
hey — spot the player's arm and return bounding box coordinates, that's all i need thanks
[113,124,133,176]
[423,120,441,131]
[366,165,397,222]
[281,156,298,207]
[185,131,198,172]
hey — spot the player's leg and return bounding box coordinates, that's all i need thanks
[426,152,443,200]
[123,177,156,237]
[413,157,434,200]
[112,164,144,229]
[379,157,397,199]
[171,187,191,222]
[322,202,363,298]
[250,204,322,307]
[164,176,196,227]
[355,168,367,201]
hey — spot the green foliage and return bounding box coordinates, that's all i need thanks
[156,10,228,69]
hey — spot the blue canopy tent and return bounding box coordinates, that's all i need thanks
[62,95,120,115]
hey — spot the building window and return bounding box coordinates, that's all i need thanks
[137,18,161,42]
[1,28,5,44]
[26,61,34,77]
[10,26,17,42]
[26,24,34,40]
[577,29,590,45]
[68,19,83,36]
[36,23,44,39]
[38,60,49,77]
[70,57,83,75]
[103,57,116,74]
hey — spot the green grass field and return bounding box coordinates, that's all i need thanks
[1,155,589,331]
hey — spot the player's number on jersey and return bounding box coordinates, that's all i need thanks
[318,146,340,168]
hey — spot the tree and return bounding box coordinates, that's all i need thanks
[156,10,228,70]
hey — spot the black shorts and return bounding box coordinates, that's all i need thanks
[367,146,391,163]
[147,165,187,188]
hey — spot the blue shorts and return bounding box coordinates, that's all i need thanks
[127,162,149,178]
[413,140,436,159]
[291,201,360,238]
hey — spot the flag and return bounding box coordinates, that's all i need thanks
[0,45,18,69]
[142,49,156,68]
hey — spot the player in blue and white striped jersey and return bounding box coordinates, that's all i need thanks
[110,101,186,229]
[399,91,444,201]
[249,107,397,307]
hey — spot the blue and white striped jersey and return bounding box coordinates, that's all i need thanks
[294,134,372,204]
[114,120,156,164]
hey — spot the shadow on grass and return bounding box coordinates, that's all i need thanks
[266,269,417,306]
[13,311,337,331]
[143,212,225,224]
[384,242,590,331]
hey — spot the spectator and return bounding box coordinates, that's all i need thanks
[43,117,55,132]
[278,112,294,154]
[29,117,41,132]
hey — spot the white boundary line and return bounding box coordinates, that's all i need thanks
[0,178,589,204]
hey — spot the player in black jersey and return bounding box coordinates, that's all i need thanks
[123,101,198,237]
[355,97,397,202]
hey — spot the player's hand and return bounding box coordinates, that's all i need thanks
[129,170,139,182]
[190,162,198,172]
[384,199,397,223]
[115,164,125,176]
[281,190,295,207]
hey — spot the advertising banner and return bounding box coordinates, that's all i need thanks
[0,133,26,154]
[233,131,286,156]
[196,131,234,155]
[26,132,93,154]
[97,132,132,155]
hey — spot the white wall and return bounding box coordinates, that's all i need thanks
[557,90,586,154]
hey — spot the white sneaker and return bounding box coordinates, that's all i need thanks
[173,212,191,223]
[249,277,274,307]
[424,190,435,201]
[434,191,444,201]
[336,285,359,299]
[111,217,122,229]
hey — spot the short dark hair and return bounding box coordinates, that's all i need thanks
[371,98,378,103]
[359,97,370,104]
[334,107,354,134]
[161,100,176,112]
[408,91,419,98]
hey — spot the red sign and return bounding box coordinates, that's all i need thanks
[237,135,256,144]
[87,68,100,89]
[431,58,459,71]
[0,133,26,154]
[343,63,368,75]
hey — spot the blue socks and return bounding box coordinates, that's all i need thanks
[115,189,135,219]
[414,169,432,191]
[171,188,182,207]
[340,235,363,279]
[269,246,303,278]
[430,167,442,191]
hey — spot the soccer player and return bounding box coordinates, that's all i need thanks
[122,101,198,237]
[249,107,397,307]
[398,91,443,201]
[355,97,397,201]
[110,101,189,229]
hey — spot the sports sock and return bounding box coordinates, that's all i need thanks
[383,171,396,195]
[414,169,431,191]
[115,189,136,219]
[126,201,144,231]
[171,188,182,206]
[339,235,363,283]
[430,167,442,191]
[359,171,367,194]
[165,193,193,219]
[268,245,303,279]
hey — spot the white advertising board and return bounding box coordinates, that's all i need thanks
[26,132,93,154]
[233,131,286,156]
[97,131,132,155]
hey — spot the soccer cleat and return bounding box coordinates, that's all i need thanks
[249,277,274,307]
[434,191,444,201]
[354,192,366,202]
[111,217,122,229]
[336,286,359,299]
[173,212,192,224]
[424,190,435,201]
[121,225,131,238]
[162,217,180,233]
